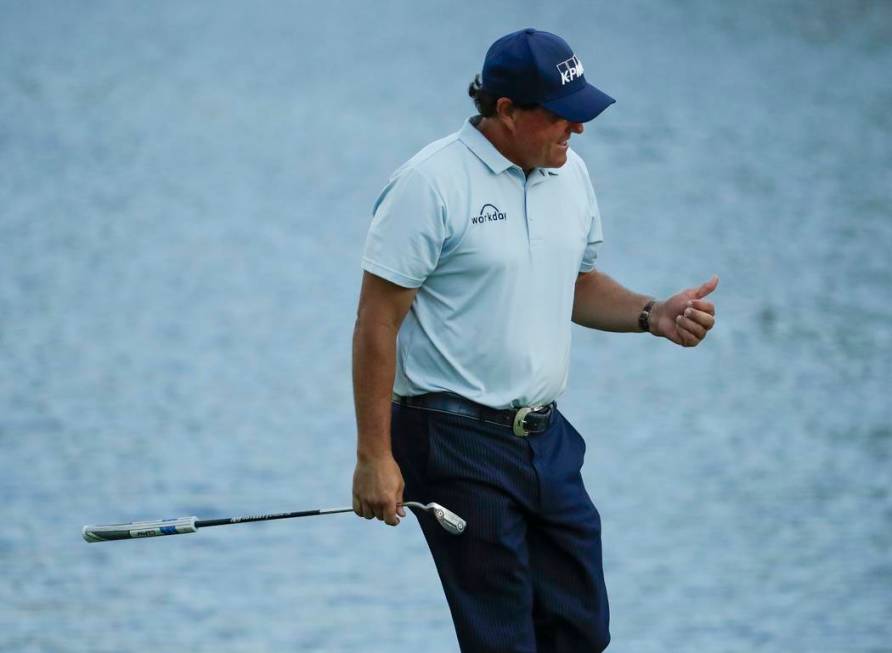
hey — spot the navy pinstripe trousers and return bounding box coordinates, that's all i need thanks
[391,402,610,652]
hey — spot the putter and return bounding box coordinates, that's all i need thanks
[83,500,467,542]
[402,501,466,535]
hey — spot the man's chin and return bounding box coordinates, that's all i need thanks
[548,152,569,168]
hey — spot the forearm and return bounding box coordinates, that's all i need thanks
[571,269,653,332]
[352,317,398,461]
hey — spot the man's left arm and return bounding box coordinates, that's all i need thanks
[571,270,718,347]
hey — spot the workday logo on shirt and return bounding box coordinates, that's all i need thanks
[471,204,507,225]
[557,54,584,85]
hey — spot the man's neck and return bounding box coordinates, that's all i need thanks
[475,116,533,176]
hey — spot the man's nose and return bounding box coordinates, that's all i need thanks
[570,122,584,134]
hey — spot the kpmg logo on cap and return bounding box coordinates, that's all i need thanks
[557,54,584,85]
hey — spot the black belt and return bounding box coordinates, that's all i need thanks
[393,392,555,437]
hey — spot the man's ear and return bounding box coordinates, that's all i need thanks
[494,97,517,132]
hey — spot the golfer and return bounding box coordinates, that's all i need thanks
[352,28,717,652]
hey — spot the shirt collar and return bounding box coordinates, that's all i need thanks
[458,116,562,177]
[459,116,515,175]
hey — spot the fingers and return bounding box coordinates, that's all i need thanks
[664,328,685,346]
[373,500,400,526]
[683,305,715,331]
[355,497,399,524]
[675,305,716,346]
[671,288,718,347]
[689,299,715,315]
[354,496,374,520]
[351,455,405,526]
[675,315,706,342]
[674,316,696,346]
[352,491,403,525]
[367,498,400,525]
[385,484,405,526]
[384,501,400,527]
[694,274,719,299]
[367,497,402,524]
[353,493,377,521]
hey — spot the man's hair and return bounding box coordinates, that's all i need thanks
[468,74,537,117]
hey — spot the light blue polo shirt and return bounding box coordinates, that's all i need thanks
[362,117,603,409]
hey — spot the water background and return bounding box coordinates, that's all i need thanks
[2,2,890,651]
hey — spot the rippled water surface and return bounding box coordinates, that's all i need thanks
[2,2,890,651]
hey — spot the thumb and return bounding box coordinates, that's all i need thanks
[694,274,719,299]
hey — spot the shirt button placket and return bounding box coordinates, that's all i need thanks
[526,177,540,249]
[515,168,533,248]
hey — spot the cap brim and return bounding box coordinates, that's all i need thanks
[542,83,615,123]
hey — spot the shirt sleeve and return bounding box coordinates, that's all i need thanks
[579,167,604,273]
[361,168,447,288]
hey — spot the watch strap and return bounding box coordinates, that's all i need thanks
[638,299,656,333]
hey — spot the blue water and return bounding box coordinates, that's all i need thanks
[2,2,890,651]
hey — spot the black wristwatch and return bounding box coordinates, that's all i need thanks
[638,299,656,333]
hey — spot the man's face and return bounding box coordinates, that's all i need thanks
[511,106,585,170]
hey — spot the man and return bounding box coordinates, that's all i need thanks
[352,28,717,652]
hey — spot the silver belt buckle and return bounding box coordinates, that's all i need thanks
[513,406,543,437]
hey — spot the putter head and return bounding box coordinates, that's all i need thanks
[428,502,466,535]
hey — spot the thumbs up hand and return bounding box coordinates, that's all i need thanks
[649,275,719,347]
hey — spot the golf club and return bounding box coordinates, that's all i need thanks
[402,501,466,535]
[82,500,466,542]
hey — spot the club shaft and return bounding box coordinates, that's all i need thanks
[196,507,354,529]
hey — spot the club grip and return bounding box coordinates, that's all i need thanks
[82,516,198,543]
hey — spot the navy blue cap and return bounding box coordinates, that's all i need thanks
[481,28,615,123]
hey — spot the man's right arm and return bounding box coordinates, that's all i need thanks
[352,270,418,526]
